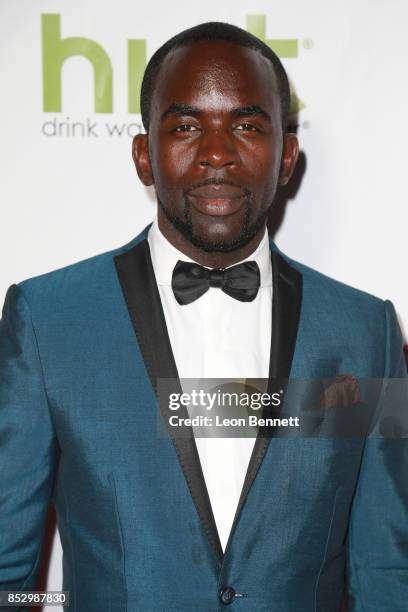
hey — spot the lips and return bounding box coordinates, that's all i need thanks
[188,184,245,198]
[187,184,246,217]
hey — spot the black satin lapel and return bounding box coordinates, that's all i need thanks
[269,251,303,381]
[225,251,303,552]
[114,239,223,562]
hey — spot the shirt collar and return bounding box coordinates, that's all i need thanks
[147,216,272,287]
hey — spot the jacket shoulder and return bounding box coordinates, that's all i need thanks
[16,227,150,304]
[288,257,384,310]
[270,239,384,309]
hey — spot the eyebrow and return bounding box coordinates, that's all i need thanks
[160,103,201,121]
[230,105,271,122]
[160,103,271,122]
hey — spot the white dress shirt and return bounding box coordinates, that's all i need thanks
[148,217,272,551]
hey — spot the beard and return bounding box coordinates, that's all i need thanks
[157,189,272,253]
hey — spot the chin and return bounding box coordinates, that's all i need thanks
[189,212,269,254]
[189,223,244,251]
[187,226,261,253]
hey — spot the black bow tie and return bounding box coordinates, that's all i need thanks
[171,260,260,305]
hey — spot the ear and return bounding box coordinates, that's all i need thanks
[132,134,154,186]
[278,133,299,186]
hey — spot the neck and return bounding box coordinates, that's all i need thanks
[157,211,266,268]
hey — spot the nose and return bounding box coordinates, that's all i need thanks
[197,129,240,169]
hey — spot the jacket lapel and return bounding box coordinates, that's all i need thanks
[114,232,302,563]
[222,248,303,554]
[114,237,224,562]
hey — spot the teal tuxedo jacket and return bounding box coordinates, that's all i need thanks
[0,225,407,611]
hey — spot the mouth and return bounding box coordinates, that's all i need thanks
[186,185,247,217]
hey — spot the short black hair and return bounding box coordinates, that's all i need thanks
[140,21,290,133]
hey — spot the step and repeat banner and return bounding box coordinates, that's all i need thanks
[1,0,407,605]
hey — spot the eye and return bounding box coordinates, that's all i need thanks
[172,124,199,133]
[234,123,260,132]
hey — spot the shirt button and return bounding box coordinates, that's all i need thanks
[219,586,236,605]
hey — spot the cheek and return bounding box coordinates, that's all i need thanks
[241,142,281,188]
[155,138,196,185]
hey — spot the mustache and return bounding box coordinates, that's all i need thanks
[183,177,251,197]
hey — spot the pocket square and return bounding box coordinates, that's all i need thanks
[319,374,361,410]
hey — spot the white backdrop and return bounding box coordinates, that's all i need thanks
[1,0,407,606]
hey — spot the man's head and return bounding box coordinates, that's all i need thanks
[133,22,299,259]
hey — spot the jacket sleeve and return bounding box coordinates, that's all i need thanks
[347,300,408,611]
[0,284,59,596]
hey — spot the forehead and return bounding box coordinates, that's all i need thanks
[152,40,280,119]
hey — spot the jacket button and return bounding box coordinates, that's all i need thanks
[219,586,236,605]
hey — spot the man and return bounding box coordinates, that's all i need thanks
[0,21,407,612]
